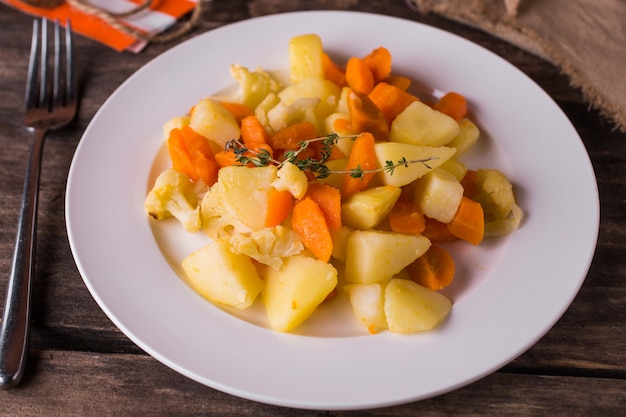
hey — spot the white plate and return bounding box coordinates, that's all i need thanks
[66,11,599,410]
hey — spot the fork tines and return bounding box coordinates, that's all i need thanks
[25,18,75,114]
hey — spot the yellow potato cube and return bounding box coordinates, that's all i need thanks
[189,98,240,152]
[384,279,452,333]
[215,165,277,230]
[413,168,464,224]
[447,118,480,157]
[390,101,459,146]
[181,240,264,310]
[289,34,324,83]
[341,185,401,230]
[344,282,388,334]
[261,255,338,332]
[345,230,431,284]
[374,141,456,187]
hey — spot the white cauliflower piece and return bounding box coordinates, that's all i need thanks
[230,226,304,270]
[144,169,203,233]
[271,162,308,199]
[229,64,282,110]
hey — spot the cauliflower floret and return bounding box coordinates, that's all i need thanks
[271,162,308,199]
[229,64,282,110]
[230,226,304,270]
[473,169,516,219]
[144,169,203,233]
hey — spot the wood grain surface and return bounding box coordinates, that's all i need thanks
[0,1,624,416]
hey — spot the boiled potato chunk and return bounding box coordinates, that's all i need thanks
[374,142,456,187]
[214,165,277,230]
[473,168,515,219]
[181,240,263,310]
[330,225,352,263]
[413,168,464,224]
[390,101,459,147]
[344,283,388,333]
[341,185,401,230]
[261,255,338,332]
[189,98,240,153]
[278,77,341,122]
[447,118,480,157]
[289,34,324,83]
[384,279,452,333]
[345,230,431,284]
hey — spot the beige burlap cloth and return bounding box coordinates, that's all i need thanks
[407,0,626,132]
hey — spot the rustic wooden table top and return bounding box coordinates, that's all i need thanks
[0,1,624,416]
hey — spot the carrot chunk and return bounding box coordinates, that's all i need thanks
[322,52,347,87]
[406,245,455,290]
[291,197,333,262]
[347,89,389,142]
[345,56,375,95]
[422,217,458,243]
[342,132,378,199]
[241,115,270,146]
[270,121,318,151]
[167,126,219,186]
[361,46,392,83]
[305,182,342,230]
[368,82,419,125]
[433,92,467,120]
[388,200,426,235]
[265,189,294,227]
[217,101,254,123]
[446,196,485,246]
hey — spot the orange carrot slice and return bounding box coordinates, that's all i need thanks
[342,132,378,199]
[406,245,455,290]
[291,197,333,262]
[433,92,467,120]
[347,89,389,142]
[368,82,419,125]
[322,52,347,87]
[305,182,342,230]
[422,217,459,243]
[270,121,318,151]
[265,189,293,227]
[387,200,426,235]
[345,56,375,95]
[446,196,485,246]
[217,101,254,123]
[362,46,392,83]
[241,115,270,146]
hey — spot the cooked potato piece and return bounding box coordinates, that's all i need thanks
[345,230,431,284]
[182,240,264,310]
[341,185,401,230]
[374,141,456,187]
[390,101,459,147]
[384,278,451,333]
[413,168,464,224]
[289,34,324,83]
[447,118,480,157]
[261,255,338,332]
[189,98,240,152]
[214,165,277,231]
[345,282,388,333]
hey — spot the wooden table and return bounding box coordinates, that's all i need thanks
[1,1,624,415]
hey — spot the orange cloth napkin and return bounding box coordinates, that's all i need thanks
[1,0,198,52]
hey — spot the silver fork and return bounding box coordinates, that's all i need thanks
[0,18,77,389]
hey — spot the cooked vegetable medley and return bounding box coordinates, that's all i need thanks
[144,34,523,334]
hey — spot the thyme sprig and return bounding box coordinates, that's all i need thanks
[224,133,438,180]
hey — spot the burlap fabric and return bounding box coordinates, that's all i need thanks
[407,0,626,132]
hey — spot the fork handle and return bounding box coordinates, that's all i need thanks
[0,127,47,389]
